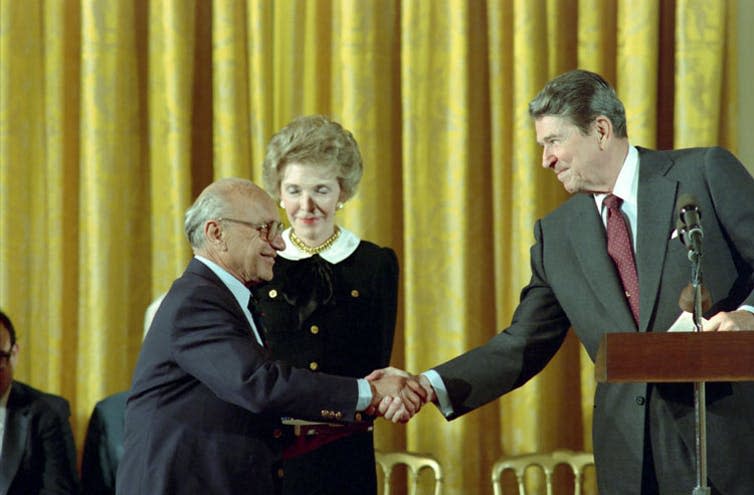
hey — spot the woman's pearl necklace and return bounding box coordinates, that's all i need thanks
[289,226,341,255]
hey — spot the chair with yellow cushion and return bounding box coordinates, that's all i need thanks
[491,449,595,495]
[375,449,443,495]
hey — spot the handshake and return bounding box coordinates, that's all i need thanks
[364,367,436,424]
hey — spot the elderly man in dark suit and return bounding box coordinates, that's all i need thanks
[379,69,754,494]
[0,310,80,495]
[116,178,420,495]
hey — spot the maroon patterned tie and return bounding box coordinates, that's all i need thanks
[604,194,640,324]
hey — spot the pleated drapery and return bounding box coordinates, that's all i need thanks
[0,1,746,493]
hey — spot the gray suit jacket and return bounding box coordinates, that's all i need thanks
[80,391,127,495]
[116,259,363,495]
[435,147,754,494]
[0,381,80,495]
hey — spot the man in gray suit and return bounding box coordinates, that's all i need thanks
[116,178,419,495]
[380,69,754,494]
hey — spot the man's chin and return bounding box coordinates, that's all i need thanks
[257,268,274,282]
[245,271,273,286]
[562,181,581,194]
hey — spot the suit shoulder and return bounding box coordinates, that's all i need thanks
[94,390,129,413]
[644,145,731,157]
[640,145,740,171]
[638,147,752,197]
[11,381,71,417]
[38,390,71,417]
[347,241,399,275]
[353,240,397,260]
[174,259,224,289]
[167,262,237,308]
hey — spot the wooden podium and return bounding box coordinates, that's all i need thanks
[596,331,754,494]
[596,332,754,383]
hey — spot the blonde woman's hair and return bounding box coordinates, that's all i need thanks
[262,115,363,202]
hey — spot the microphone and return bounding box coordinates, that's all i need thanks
[674,193,711,320]
[675,193,703,254]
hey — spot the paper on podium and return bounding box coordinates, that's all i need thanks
[667,311,709,332]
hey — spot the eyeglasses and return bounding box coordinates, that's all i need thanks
[218,218,285,242]
[0,349,12,369]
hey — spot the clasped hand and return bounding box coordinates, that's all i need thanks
[364,367,436,423]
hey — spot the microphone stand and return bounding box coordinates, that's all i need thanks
[686,239,710,495]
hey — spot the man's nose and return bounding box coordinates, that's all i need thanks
[542,147,557,169]
[269,231,286,251]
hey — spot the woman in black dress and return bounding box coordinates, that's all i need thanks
[254,115,399,495]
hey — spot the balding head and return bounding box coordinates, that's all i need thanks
[184,178,285,284]
[185,178,269,249]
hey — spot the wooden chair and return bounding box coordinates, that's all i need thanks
[375,449,443,495]
[491,450,595,495]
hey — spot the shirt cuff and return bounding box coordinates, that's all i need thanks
[737,305,754,315]
[421,369,454,417]
[356,378,372,411]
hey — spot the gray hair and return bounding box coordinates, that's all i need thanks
[528,69,628,138]
[184,178,251,248]
[262,115,363,202]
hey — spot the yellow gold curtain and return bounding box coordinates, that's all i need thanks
[0,1,741,493]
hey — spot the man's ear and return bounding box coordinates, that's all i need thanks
[204,220,223,243]
[9,342,19,367]
[204,220,226,249]
[594,115,612,148]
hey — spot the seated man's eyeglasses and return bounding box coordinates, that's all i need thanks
[0,349,12,369]
[217,218,285,242]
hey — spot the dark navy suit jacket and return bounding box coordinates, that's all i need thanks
[116,259,363,495]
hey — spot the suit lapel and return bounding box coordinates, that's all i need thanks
[635,148,678,330]
[568,195,637,330]
[187,258,267,348]
[0,385,30,494]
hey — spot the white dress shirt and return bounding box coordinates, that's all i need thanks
[0,383,12,456]
[195,255,265,346]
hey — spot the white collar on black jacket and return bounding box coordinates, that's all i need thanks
[278,226,360,264]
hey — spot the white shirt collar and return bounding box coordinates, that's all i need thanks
[0,382,10,407]
[193,256,264,346]
[593,145,639,247]
[195,256,252,309]
[594,144,639,211]
[278,226,360,264]
[0,382,11,455]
